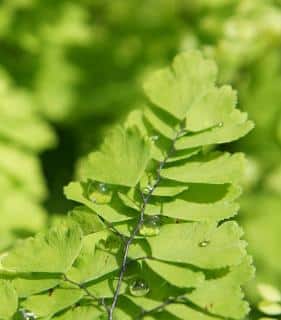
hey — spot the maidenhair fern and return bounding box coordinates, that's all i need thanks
[0,51,254,320]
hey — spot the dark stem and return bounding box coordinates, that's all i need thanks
[63,274,109,311]
[108,130,183,319]
[101,217,127,243]
[138,294,187,319]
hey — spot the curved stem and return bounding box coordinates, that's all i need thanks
[108,130,183,319]
[63,274,109,312]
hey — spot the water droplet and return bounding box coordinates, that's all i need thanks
[129,278,150,297]
[199,240,210,247]
[218,122,224,128]
[139,215,161,237]
[150,135,159,142]
[143,184,153,194]
[87,181,112,204]
[20,309,37,320]
[99,183,108,193]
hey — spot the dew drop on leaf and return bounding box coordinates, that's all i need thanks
[20,309,37,320]
[199,240,210,247]
[99,183,108,193]
[87,180,112,204]
[218,122,224,128]
[139,215,161,237]
[129,278,150,297]
[150,135,159,142]
[143,184,154,194]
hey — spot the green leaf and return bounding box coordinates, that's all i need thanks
[162,152,245,185]
[21,288,84,318]
[165,303,221,320]
[0,280,18,319]
[86,277,127,298]
[140,174,188,197]
[68,206,105,235]
[175,120,254,149]
[114,296,143,320]
[146,259,204,288]
[165,256,253,319]
[118,183,241,222]
[127,258,252,320]
[184,258,254,319]
[12,276,60,298]
[1,222,83,273]
[146,221,246,269]
[185,85,237,132]
[144,51,217,120]
[145,184,241,222]
[79,126,151,187]
[143,106,177,140]
[64,181,135,222]
[66,231,120,283]
[53,306,103,320]
[126,261,183,311]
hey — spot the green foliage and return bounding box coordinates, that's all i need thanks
[0,0,280,318]
[0,69,56,251]
[0,280,18,319]
[0,51,253,319]
[79,126,152,187]
[2,221,82,273]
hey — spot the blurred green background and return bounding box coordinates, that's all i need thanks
[0,0,280,318]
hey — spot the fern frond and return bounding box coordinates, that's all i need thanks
[0,51,254,320]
